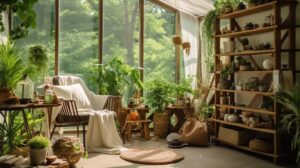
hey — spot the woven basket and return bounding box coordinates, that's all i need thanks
[153,112,170,138]
[249,139,273,153]
[218,127,253,146]
[52,137,83,167]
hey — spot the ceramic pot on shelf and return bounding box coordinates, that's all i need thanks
[227,114,239,122]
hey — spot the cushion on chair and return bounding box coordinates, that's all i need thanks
[53,84,92,110]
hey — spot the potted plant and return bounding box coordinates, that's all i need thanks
[0,41,25,104]
[220,65,233,89]
[28,136,50,165]
[146,77,173,138]
[27,45,48,81]
[276,85,300,167]
[173,76,195,107]
[239,58,252,71]
[90,57,143,98]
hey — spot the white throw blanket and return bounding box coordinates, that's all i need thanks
[48,75,123,153]
[86,110,123,154]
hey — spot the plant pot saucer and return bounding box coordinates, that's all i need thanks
[168,143,188,148]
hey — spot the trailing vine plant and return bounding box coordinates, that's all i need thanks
[0,0,38,40]
[201,0,244,73]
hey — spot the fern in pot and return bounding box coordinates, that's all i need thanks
[28,136,50,165]
[146,77,173,138]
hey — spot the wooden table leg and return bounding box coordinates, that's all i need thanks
[126,123,132,141]
[48,107,52,130]
[21,109,33,138]
[143,122,150,140]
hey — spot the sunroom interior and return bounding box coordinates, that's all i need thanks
[0,0,300,167]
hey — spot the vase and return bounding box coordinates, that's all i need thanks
[227,114,239,122]
[263,59,273,70]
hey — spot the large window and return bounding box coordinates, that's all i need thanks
[103,0,140,67]
[16,0,55,85]
[15,0,179,92]
[59,0,99,91]
[144,1,176,83]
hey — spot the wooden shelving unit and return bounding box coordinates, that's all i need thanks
[211,0,298,164]
[209,118,275,134]
[215,26,277,38]
[215,49,275,57]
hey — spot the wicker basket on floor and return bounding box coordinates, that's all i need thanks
[218,126,253,146]
[249,139,273,153]
[52,137,83,167]
[153,112,170,138]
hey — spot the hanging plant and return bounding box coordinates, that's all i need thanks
[28,44,48,72]
[0,0,38,40]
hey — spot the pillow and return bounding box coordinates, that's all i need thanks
[53,83,92,110]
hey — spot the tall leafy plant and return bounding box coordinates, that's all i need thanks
[173,76,195,99]
[91,57,143,96]
[0,40,25,90]
[276,85,300,166]
[145,77,173,113]
[0,111,26,155]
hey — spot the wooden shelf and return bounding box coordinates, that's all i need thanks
[214,104,275,116]
[218,2,276,19]
[215,26,277,38]
[209,118,275,134]
[215,49,275,57]
[212,137,276,157]
[215,70,274,74]
[211,88,275,96]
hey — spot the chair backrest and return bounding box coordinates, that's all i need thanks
[56,100,81,124]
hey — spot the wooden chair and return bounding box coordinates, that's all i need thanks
[50,100,89,149]
[103,96,126,143]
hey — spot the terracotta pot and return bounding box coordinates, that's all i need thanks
[30,148,47,165]
[153,112,170,138]
[0,88,12,104]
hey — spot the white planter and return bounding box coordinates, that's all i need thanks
[263,59,273,70]
[227,114,239,122]
[30,148,47,165]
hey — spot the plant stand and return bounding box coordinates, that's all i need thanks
[166,106,194,133]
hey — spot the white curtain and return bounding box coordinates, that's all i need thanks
[180,12,199,89]
[0,12,8,43]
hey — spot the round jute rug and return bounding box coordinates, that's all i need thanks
[120,148,184,165]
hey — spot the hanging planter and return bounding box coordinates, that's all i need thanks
[172,35,182,45]
[182,42,191,56]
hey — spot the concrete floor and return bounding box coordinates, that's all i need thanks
[75,135,295,168]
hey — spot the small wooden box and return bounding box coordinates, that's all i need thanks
[218,126,252,146]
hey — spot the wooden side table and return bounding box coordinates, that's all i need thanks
[123,106,150,141]
[166,106,194,133]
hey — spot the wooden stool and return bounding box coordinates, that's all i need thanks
[125,120,151,141]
